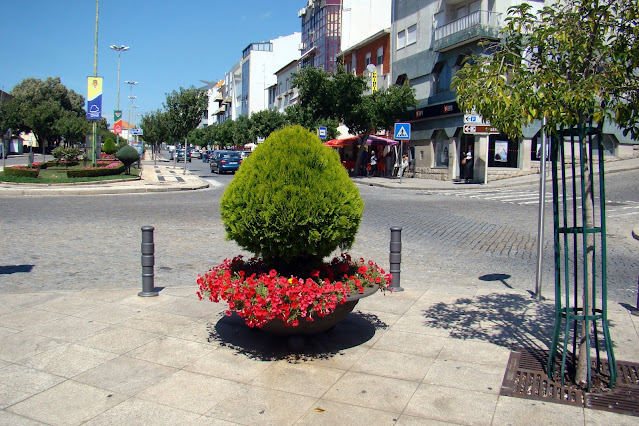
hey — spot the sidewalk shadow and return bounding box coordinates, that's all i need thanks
[0,264,34,275]
[208,310,388,363]
[421,292,554,351]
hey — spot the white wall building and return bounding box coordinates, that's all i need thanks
[340,0,391,52]
[268,59,300,113]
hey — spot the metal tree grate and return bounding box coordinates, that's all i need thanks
[501,348,639,417]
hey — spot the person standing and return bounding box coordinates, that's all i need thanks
[464,144,473,183]
[369,151,377,177]
[360,149,369,176]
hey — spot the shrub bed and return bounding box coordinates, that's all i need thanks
[67,161,125,177]
[3,166,39,178]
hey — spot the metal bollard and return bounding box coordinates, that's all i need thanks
[139,226,158,297]
[389,227,404,292]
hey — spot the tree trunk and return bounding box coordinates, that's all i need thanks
[575,143,595,386]
[352,129,371,177]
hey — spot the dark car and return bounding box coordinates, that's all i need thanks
[175,149,191,162]
[210,151,242,174]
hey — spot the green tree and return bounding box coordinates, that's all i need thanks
[55,111,89,146]
[451,0,639,386]
[116,145,140,175]
[248,109,287,142]
[292,66,417,175]
[9,77,86,154]
[140,109,169,158]
[163,87,208,151]
[187,127,208,148]
[102,138,117,155]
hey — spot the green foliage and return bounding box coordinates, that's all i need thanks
[67,162,125,177]
[116,139,128,151]
[163,87,208,143]
[3,166,39,178]
[220,125,364,273]
[116,145,140,174]
[452,0,639,140]
[51,146,82,168]
[140,109,169,148]
[102,138,117,155]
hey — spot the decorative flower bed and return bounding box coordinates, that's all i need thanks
[198,253,392,329]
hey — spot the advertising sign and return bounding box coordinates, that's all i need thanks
[494,140,508,162]
[130,142,143,155]
[114,110,123,134]
[86,77,103,120]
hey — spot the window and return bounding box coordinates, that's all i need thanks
[376,47,383,66]
[432,61,447,93]
[365,52,372,66]
[407,24,417,46]
[397,30,406,49]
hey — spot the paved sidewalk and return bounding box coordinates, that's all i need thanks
[1,273,638,425]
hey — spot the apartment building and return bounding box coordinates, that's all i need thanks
[299,0,342,72]
[268,59,300,113]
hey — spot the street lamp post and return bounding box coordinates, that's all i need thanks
[109,45,129,111]
[125,80,138,142]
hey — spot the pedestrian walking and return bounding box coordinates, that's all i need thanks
[369,151,377,177]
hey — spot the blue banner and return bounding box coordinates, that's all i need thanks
[86,77,103,120]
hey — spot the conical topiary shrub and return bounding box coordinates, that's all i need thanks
[220,125,364,274]
[102,138,116,155]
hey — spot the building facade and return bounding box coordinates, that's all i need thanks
[268,60,301,113]
[299,0,342,72]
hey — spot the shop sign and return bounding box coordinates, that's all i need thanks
[463,125,500,134]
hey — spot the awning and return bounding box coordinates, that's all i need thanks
[325,134,399,148]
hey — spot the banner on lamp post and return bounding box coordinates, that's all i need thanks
[113,110,123,134]
[86,77,103,120]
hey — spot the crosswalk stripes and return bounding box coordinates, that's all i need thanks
[423,189,638,219]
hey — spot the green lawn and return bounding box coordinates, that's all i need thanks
[0,165,140,184]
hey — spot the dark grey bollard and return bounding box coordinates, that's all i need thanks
[139,226,158,297]
[389,227,404,292]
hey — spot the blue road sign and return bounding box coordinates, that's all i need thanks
[318,126,327,139]
[394,123,411,140]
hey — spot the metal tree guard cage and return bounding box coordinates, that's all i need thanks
[547,121,616,390]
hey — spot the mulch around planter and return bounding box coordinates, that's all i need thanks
[500,347,639,417]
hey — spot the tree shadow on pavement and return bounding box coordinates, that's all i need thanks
[421,292,555,351]
[0,265,34,274]
[207,310,388,363]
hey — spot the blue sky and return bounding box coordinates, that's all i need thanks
[0,0,303,125]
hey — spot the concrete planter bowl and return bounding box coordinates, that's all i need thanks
[259,286,378,336]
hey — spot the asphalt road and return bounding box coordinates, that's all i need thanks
[1,154,638,308]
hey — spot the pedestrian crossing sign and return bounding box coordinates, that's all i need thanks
[394,123,411,140]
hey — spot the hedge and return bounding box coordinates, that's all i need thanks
[66,162,125,178]
[3,166,39,178]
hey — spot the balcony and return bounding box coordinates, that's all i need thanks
[433,10,502,52]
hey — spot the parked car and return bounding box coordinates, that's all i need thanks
[175,149,191,162]
[210,151,242,174]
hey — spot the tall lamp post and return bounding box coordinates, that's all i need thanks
[125,80,138,142]
[109,45,129,112]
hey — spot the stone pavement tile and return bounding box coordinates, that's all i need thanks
[391,314,452,337]
[414,291,478,307]
[0,292,57,309]
[75,289,138,303]
[117,310,197,335]
[426,284,479,296]
[184,346,271,383]
[166,317,218,342]
[353,308,402,329]
[372,329,448,358]
[23,316,110,343]
[0,364,65,409]
[0,332,64,363]
[73,302,145,324]
[158,286,199,298]
[205,385,316,425]
[301,344,371,370]
[584,407,639,425]
[0,302,16,316]
[296,399,399,425]
[350,348,435,382]
[30,294,103,315]
[423,358,504,394]
[251,361,345,398]
[437,339,511,367]
[394,414,456,425]
[17,343,117,378]
[136,370,244,415]
[0,308,65,331]
[356,293,415,315]
[323,371,419,413]
[6,380,127,426]
[403,383,498,425]
[0,410,47,425]
[0,325,19,339]
[127,336,213,368]
[73,355,177,396]
[491,396,585,425]
[118,293,177,309]
[79,325,161,354]
[84,397,202,425]
[381,288,427,301]
[151,296,218,319]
